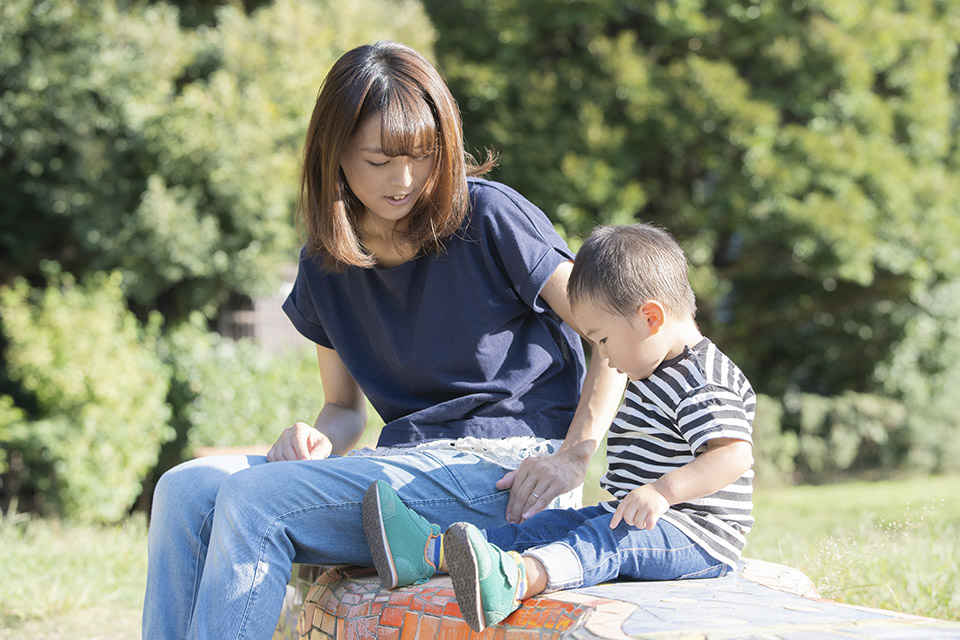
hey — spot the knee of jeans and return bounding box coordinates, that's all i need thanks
[212,466,281,525]
[152,461,217,521]
[213,469,252,511]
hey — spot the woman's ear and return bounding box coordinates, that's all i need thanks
[639,301,666,335]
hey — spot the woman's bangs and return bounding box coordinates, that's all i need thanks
[379,89,438,158]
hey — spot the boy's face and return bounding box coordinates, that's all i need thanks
[574,299,669,381]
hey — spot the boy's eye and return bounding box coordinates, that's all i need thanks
[599,338,607,345]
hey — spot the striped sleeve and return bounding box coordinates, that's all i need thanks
[676,383,753,453]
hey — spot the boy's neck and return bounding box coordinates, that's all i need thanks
[663,316,704,361]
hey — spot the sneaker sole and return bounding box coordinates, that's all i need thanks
[445,523,486,633]
[361,482,399,590]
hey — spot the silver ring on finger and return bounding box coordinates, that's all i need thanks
[531,492,541,499]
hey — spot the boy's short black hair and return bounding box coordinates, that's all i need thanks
[567,223,696,319]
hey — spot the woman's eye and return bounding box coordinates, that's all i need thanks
[367,160,389,167]
[599,338,607,345]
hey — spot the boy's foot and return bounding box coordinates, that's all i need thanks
[362,479,441,589]
[444,522,526,632]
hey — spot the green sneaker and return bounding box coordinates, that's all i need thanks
[445,522,526,632]
[362,479,440,589]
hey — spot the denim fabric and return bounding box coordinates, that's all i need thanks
[484,505,727,591]
[142,447,531,640]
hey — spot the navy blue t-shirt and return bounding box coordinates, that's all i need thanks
[283,178,586,447]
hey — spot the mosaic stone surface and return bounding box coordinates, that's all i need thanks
[274,559,960,640]
[293,566,609,639]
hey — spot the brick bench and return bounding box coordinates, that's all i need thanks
[277,558,960,640]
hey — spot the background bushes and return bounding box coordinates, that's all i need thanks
[0,270,171,522]
[161,321,322,456]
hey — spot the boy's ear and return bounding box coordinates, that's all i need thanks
[638,301,666,334]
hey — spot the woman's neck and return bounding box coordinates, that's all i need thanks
[358,214,418,268]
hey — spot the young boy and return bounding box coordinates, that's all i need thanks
[362,223,756,632]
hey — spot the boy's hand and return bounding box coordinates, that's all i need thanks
[610,485,669,530]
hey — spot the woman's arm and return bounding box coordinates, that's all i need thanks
[266,344,368,461]
[498,260,627,522]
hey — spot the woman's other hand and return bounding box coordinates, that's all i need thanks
[266,422,334,462]
[267,344,366,462]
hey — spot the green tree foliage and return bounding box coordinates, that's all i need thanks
[0,270,172,522]
[874,279,960,473]
[0,0,435,319]
[423,0,960,405]
[0,1,198,311]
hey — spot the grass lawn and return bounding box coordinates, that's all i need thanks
[749,475,960,621]
[0,512,148,639]
[2,474,957,638]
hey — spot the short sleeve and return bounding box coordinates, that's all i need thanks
[282,254,333,348]
[676,384,754,454]
[472,181,574,312]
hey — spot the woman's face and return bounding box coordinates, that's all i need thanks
[340,115,435,234]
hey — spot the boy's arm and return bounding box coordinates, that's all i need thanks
[610,437,753,529]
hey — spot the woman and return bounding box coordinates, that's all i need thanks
[142,41,624,640]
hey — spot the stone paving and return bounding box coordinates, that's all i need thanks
[276,559,960,640]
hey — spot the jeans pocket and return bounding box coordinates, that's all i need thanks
[420,450,510,502]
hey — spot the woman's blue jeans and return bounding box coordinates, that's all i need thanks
[142,449,520,640]
[485,505,729,590]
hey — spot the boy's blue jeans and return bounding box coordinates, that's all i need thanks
[485,505,729,590]
[142,447,538,640]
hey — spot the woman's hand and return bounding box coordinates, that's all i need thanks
[497,442,592,523]
[266,422,334,462]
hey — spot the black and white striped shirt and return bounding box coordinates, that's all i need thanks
[600,337,756,569]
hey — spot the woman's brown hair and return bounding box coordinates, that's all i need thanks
[298,41,495,271]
